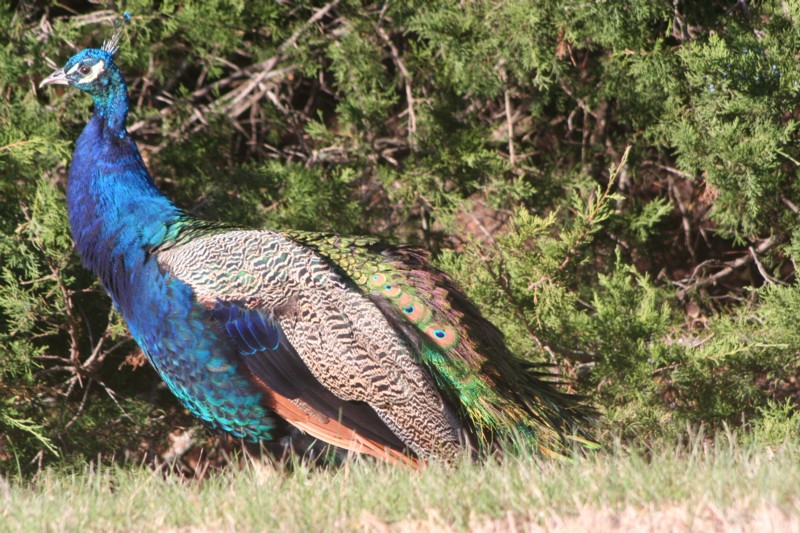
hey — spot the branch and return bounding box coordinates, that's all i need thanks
[527,145,631,291]
[680,236,780,291]
[504,89,515,166]
[133,0,342,142]
[375,22,416,146]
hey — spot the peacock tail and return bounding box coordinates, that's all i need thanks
[282,231,592,455]
[39,17,594,465]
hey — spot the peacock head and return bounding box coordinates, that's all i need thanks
[39,48,122,96]
[40,14,130,133]
[39,13,129,99]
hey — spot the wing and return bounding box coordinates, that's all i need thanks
[154,228,465,462]
[207,301,410,459]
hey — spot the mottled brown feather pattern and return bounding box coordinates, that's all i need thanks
[156,230,465,460]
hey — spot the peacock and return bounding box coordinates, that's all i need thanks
[39,21,592,465]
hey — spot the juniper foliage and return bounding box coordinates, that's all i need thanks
[1,1,798,472]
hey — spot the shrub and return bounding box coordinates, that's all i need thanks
[1,1,798,472]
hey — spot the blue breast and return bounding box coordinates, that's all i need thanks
[67,114,274,440]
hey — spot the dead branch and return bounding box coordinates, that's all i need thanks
[678,236,780,291]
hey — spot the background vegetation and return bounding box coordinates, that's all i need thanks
[1,0,800,473]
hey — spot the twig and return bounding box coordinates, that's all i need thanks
[668,175,696,262]
[0,140,31,153]
[527,145,631,290]
[781,196,799,214]
[95,377,133,422]
[749,246,786,286]
[466,211,498,244]
[683,236,779,290]
[165,0,341,137]
[504,89,515,166]
[64,379,93,430]
[653,163,694,179]
[375,23,416,145]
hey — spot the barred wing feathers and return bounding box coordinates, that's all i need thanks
[155,229,465,462]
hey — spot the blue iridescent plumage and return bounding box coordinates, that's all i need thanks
[41,47,274,441]
[40,25,592,464]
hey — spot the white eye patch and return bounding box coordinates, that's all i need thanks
[67,60,106,84]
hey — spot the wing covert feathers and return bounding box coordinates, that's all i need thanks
[156,229,466,461]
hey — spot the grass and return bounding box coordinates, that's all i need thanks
[1,430,799,532]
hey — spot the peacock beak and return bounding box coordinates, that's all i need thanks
[39,68,69,89]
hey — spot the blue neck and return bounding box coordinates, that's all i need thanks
[92,68,129,136]
[67,91,183,303]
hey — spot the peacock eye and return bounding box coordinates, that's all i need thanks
[78,64,92,76]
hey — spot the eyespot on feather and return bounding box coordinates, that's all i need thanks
[382,284,402,298]
[425,324,459,349]
[402,296,431,324]
[367,272,387,289]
